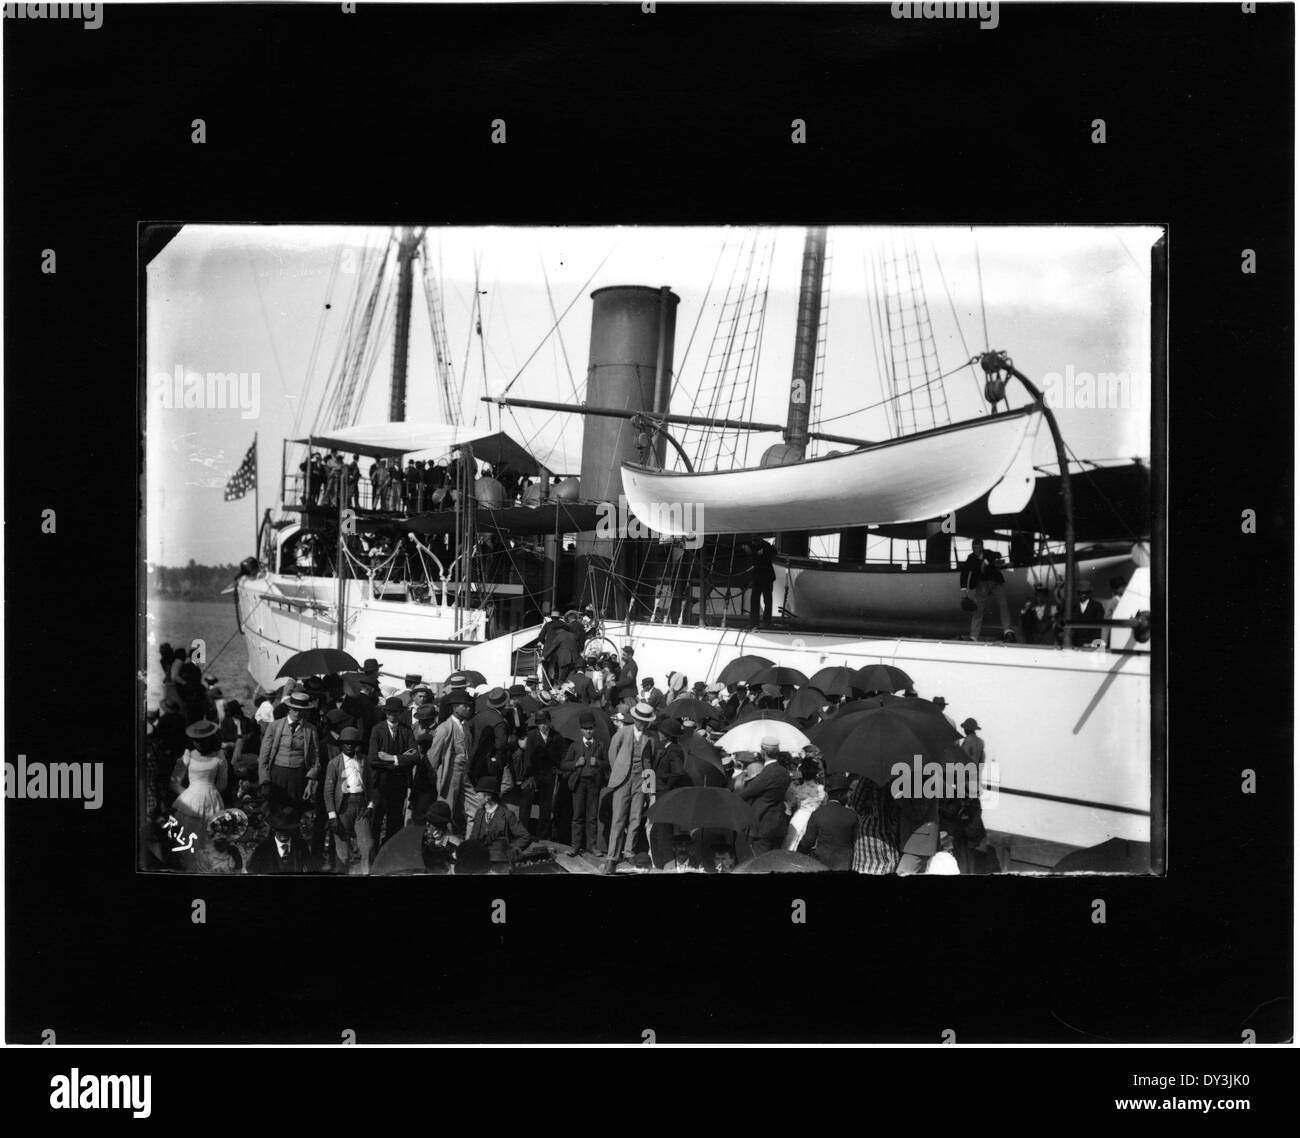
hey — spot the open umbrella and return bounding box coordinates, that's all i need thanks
[1053,837,1152,874]
[849,663,914,695]
[276,648,361,679]
[446,670,488,688]
[370,823,431,875]
[663,697,722,724]
[548,702,613,745]
[648,786,751,832]
[717,719,812,755]
[807,666,857,698]
[716,655,775,686]
[734,850,829,873]
[730,706,794,728]
[811,701,958,786]
[786,686,829,721]
[835,693,949,720]
[749,665,809,688]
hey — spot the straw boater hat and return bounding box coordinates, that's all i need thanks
[286,691,314,711]
[185,720,219,740]
[484,687,509,710]
[630,702,656,725]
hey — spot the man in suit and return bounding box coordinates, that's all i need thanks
[639,676,666,710]
[1020,585,1060,645]
[613,646,639,704]
[323,726,375,874]
[247,808,313,874]
[408,702,441,818]
[961,538,1012,641]
[797,773,859,870]
[565,670,598,704]
[469,688,513,788]
[543,618,580,686]
[562,711,607,856]
[257,691,322,811]
[521,710,566,838]
[428,690,475,836]
[466,777,532,871]
[1071,580,1106,644]
[603,702,658,874]
[749,537,776,628]
[736,736,792,856]
[648,718,688,868]
[368,696,420,847]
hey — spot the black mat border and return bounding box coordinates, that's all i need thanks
[3,2,1292,1045]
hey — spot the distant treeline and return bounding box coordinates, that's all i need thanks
[151,562,241,599]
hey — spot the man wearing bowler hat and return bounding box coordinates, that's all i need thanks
[522,709,566,839]
[257,690,322,812]
[466,776,531,870]
[323,726,375,874]
[368,696,420,848]
[561,710,607,856]
[430,690,476,836]
[603,702,659,874]
[247,807,313,874]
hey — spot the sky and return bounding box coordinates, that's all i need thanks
[145,223,1159,564]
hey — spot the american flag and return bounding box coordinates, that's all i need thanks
[224,439,257,501]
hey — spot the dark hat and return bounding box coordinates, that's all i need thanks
[932,697,947,708]
[414,703,438,723]
[302,676,326,694]
[828,772,853,793]
[383,696,405,714]
[324,707,352,729]
[420,800,453,828]
[454,839,491,875]
[578,711,596,729]
[508,684,528,697]
[760,683,781,699]
[658,718,682,739]
[524,676,540,687]
[475,776,501,796]
[621,645,634,657]
[692,681,707,694]
[530,709,551,725]
[641,677,654,687]
[484,687,508,709]
[286,691,314,711]
[185,720,219,740]
[224,699,243,714]
[339,726,363,743]
[363,658,382,671]
[961,718,981,731]
[324,673,345,693]
[267,807,300,833]
[1078,580,1094,593]
[160,696,182,714]
[410,684,434,699]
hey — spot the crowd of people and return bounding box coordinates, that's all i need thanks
[144,619,996,878]
[296,447,537,515]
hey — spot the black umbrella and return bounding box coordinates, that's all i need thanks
[716,655,775,686]
[807,666,857,698]
[664,697,722,724]
[785,686,829,721]
[276,648,361,679]
[730,706,794,728]
[811,701,958,787]
[548,703,613,746]
[749,665,809,689]
[370,823,431,875]
[512,693,542,716]
[648,786,751,832]
[849,663,915,695]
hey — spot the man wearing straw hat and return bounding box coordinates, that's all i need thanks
[602,702,658,875]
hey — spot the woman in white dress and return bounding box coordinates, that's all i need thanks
[169,720,229,841]
[783,771,827,851]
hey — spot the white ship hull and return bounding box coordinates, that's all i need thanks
[236,573,489,694]
[458,618,1152,862]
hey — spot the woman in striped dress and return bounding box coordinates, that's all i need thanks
[849,778,901,874]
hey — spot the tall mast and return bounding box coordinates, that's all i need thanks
[783,225,828,459]
[388,227,419,421]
